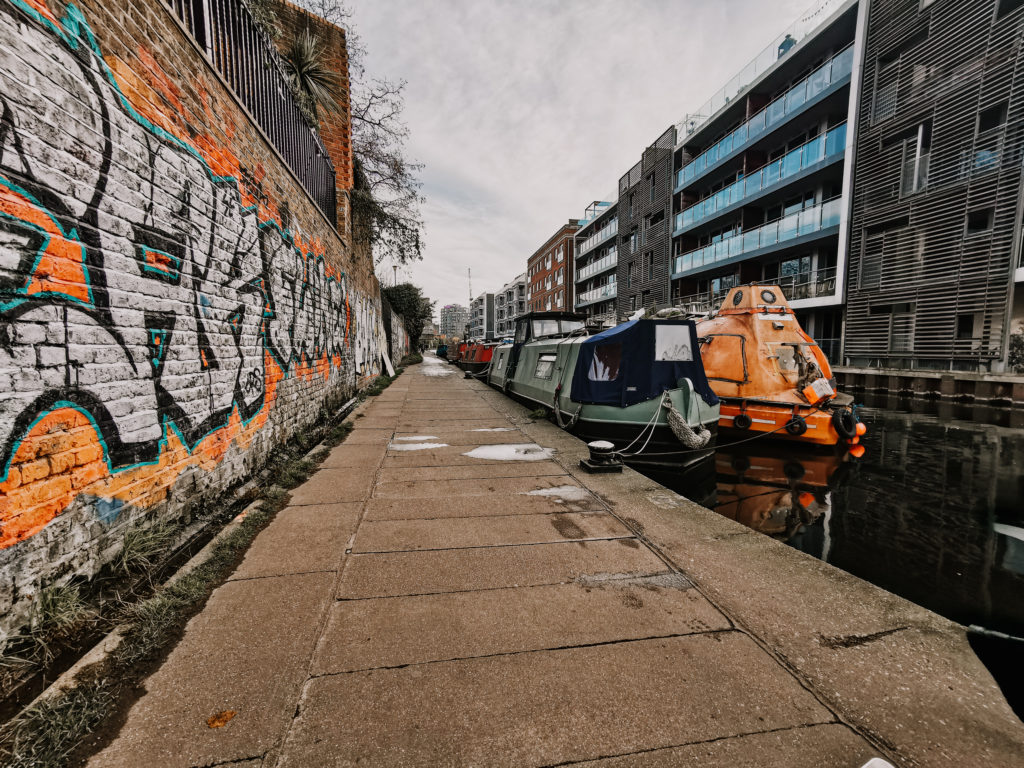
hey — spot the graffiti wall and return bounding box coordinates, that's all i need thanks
[0,0,384,643]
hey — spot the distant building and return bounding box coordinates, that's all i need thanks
[574,200,619,324]
[495,273,527,338]
[421,321,438,348]
[843,0,1024,372]
[439,303,468,340]
[468,292,496,340]
[527,220,580,314]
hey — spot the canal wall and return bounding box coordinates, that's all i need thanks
[835,366,1024,406]
[0,0,387,647]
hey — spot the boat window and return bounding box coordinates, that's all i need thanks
[559,319,585,335]
[588,343,622,381]
[655,325,694,361]
[515,322,528,344]
[534,353,557,380]
[532,319,559,337]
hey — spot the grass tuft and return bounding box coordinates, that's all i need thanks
[112,523,176,575]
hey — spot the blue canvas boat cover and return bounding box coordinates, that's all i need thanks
[570,320,719,407]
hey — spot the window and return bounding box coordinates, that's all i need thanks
[629,229,637,252]
[997,0,1024,19]
[629,193,635,217]
[655,325,693,361]
[900,122,931,196]
[966,208,994,234]
[645,251,655,281]
[649,172,656,202]
[978,101,1008,133]
[641,289,651,307]
[956,313,975,340]
[588,343,622,381]
[629,295,637,311]
[627,261,636,288]
[534,353,557,380]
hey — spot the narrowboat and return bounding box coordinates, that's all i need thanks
[458,341,499,376]
[696,284,865,446]
[435,343,448,359]
[446,341,469,365]
[487,312,720,467]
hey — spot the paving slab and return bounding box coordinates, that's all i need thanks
[282,633,833,768]
[338,539,668,598]
[318,443,387,468]
[312,575,728,673]
[352,511,631,552]
[339,428,393,445]
[572,723,880,767]
[288,467,376,505]
[230,503,362,580]
[375,460,566,482]
[372,474,587,499]
[363,493,607,520]
[89,573,334,768]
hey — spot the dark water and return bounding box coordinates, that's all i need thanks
[643,393,1024,710]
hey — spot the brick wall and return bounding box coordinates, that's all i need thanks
[527,222,579,313]
[0,0,386,645]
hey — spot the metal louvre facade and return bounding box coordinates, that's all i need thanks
[616,127,676,316]
[845,0,1024,371]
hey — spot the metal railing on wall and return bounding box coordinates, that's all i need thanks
[167,0,338,226]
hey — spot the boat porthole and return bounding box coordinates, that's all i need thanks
[785,416,808,436]
[732,290,744,306]
[760,289,777,304]
[733,413,752,429]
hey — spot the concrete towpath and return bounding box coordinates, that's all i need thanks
[89,357,1024,767]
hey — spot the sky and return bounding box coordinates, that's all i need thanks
[346,0,815,319]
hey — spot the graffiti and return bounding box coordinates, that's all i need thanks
[0,0,381,547]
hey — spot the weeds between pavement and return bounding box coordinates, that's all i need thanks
[0,366,406,767]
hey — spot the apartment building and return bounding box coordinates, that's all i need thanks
[468,292,496,341]
[669,0,860,361]
[439,303,469,340]
[495,273,527,338]
[574,200,619,322]
[527,221,580,314]
[844,0,1024,372]
[618,127,677,315]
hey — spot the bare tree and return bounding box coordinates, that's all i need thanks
[289,0,424,266]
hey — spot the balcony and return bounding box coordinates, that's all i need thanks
[677,44,854,191]
[675,123,847,233]
[672,197,842,277]
[776,266,837,301]
[577,251,618,282]
[576,283,618,307]
[674,288,733,315]
[578,219,618,256]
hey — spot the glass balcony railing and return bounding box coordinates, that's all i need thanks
[676,0,848,141]
[577,283,618,305]
[673,197,842,275]
[677,44,854,189]
[578,219,618,256]
[675,123,847,232]
[577,250,618,282]
[776,266,837,301]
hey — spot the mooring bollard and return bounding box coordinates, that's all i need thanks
[579,440,623,474]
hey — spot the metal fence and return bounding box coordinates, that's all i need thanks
[167,0,338,226]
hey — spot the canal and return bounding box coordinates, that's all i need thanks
[644,394,1024,712]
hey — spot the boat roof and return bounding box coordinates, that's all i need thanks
[718,284,793,314]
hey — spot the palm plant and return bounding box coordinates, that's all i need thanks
[282,29,344,122]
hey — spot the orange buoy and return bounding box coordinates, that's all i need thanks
[855,421,867,437]
[849,444,866,458]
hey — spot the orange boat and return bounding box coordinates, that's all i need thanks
[458,342,499,376]
[696,284,865,446]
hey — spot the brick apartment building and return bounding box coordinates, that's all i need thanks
[527,221,580,313]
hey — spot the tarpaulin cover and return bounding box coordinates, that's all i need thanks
[570,320,719,407]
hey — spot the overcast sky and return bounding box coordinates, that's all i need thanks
[346,0,814,318]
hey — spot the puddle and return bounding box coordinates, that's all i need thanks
[388,442,449,451]
[462,444,554,461]
[421,357,454,377]
[525,484,593,503]
[393,436,438,441]
[471,428,515,432]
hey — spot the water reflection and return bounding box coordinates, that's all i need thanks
[649,399,1024,638]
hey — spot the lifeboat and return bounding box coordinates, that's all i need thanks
[458,342,499,376]
[696,284,865,446]
[487,312,720,468]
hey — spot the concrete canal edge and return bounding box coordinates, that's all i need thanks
[468,378,1024,765]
